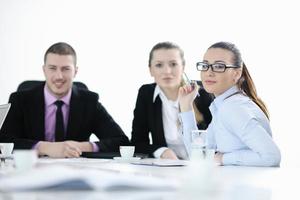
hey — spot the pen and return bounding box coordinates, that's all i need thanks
[183,72,200,97]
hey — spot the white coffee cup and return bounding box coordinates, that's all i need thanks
[0,143,14,156]
[13,150,38,172]
[119,146,135,158]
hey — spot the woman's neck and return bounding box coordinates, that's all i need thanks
[160,87,178,101]
[214,85,238,97]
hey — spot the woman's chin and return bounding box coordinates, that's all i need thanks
[202,85,215,94]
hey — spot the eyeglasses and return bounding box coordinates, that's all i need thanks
[196,62,240,73]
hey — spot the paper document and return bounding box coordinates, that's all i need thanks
[131,159,189,167]
[0,165,179,191]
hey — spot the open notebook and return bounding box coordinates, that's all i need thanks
[0,103,11,130]
[0,165,179,191]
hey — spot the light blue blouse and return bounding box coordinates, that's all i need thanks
[180,86,281,167]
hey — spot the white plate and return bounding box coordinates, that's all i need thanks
[113,157,141,162]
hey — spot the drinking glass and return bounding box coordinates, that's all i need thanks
[190,130,207,160]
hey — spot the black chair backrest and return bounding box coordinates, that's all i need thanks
[17,80,88,92]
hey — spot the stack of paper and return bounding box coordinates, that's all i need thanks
[0,165,179,191]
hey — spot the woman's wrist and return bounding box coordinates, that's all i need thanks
[179,102,193,112]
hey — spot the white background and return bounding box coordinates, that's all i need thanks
[0,0,299,166]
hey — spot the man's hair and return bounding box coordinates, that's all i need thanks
[44,42,77,65]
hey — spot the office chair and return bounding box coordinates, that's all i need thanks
[17,80,88,92]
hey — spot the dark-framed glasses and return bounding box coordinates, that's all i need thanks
[196,62,240,73]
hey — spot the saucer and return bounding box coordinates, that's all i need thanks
[113,156,141,162]
[0,154,13,159]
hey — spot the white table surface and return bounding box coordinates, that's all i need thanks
[0,157,298,200]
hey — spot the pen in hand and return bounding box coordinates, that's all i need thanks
[183,72,200,97]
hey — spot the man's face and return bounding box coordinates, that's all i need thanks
[43,53,78,99]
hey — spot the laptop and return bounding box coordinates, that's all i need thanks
[0,103,11,131]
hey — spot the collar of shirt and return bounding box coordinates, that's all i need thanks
[153,85,179,108]
[44,84,72,107]
[153,85,160,102]
[210,86,239,114]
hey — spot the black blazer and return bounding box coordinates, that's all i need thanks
[0,83,129,151]
[131,83,213,157]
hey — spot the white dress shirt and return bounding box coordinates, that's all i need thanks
[152,86,188,159]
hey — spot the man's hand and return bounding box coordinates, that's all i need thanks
[37,141,93,158]
[160,148,179,160]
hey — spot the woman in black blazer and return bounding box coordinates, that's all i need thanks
[131,42,213,159]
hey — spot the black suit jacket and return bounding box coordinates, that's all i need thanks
[0,83,129,151]
[130,83,213,157]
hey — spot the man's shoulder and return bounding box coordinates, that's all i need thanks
[9,85,43,100]
[74,87,99,101]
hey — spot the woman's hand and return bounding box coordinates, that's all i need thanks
[214,152,223,165]
[161,149,179,160]
[178,82,199,112]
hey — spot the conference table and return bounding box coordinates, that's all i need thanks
[0,157,298,200]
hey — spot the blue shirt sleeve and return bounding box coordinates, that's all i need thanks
[222,118,281,166]
[219,100,281,167]
[179,110,198,157]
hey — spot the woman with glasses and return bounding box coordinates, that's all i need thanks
[180,41,281,166]
[131,42,213,159]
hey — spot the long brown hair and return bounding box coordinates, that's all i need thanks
[208,42,269,119]
[149,42,204,124]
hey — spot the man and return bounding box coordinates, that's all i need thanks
[0,42,129,158]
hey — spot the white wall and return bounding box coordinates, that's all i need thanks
[1,0,299,166]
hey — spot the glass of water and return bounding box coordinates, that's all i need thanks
[190,129,207,160]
